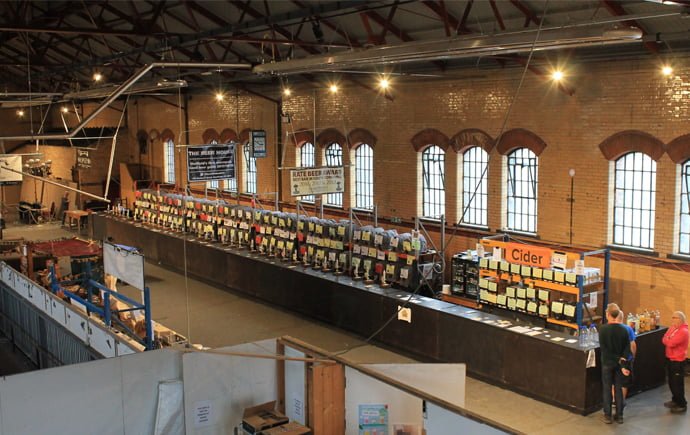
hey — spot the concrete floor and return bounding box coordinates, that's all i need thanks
[3,220,690,434]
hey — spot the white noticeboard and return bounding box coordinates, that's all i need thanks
[290,167,344,197]
[103,241,145,291]
[0,155,23,184]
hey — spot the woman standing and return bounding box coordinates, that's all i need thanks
[662,311,689,413]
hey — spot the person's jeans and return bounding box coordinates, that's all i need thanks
[667,359,687,407]
[602,364,625,417]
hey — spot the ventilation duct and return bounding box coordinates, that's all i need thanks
[254,26,644,75]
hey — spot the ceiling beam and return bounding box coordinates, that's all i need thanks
[360,13,383,45]
[602,0,659,53]
[42,0,371,73]
[378,2,400,41]
[509,0,541,27]
[291,0,362,48]
[362,8,446,70]
[229,0,322,56]
[421,1,472,34]
[489,0,506,31]
[460,0,474,32]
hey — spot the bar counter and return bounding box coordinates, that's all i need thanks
[93,214,666,414]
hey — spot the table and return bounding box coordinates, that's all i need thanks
[92,214,667,414]
[65,210,91,229]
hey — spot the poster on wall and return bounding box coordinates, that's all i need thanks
[251,130,267,158]
[76,149,92,169]
[358,404,388,435]
[290,167,344,197]
[186,143,235,182]
[0,155,22,185]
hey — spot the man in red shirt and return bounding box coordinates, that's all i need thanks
[662,311,689,413]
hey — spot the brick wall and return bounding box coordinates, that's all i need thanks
[277,58,690,331]
[126,92,278,198]
[3,56,690,340]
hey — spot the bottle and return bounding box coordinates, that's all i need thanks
[583,326,592,347]
[627,313,635,329]
[578,326,586,348]
[655,310,661,329]
[589,323,599,346]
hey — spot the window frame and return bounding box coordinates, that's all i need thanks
[243,142,257,194]
[460,146,489,227]
[164,139,176,184]
[506,148,538,234]
[324,142,343,207]
[612,151,656,250]
[354,143,374,210]
[679,160,690,254]
[421,145,445,220]
[298,142,316,203]
[222,141,237,193]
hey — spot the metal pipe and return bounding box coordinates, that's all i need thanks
[254,25,647,75]
[104,98,129,198]
[0,92,62,97]
[0,165,110,202]
[0,62,251,141]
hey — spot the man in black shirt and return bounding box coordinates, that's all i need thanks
[599,303,631,424]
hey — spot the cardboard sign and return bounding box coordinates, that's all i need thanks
[290,167,344,197]
[505,242,552,268]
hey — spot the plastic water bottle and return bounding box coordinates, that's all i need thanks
[585,326,593,347]
[590,324,599,346]
[579,326,587,347]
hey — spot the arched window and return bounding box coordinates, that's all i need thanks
[614,152,656,249]
[680,160,690,254]
[355,144,374,210]
[506,148,538,233]
[206,139,219,190]
[298,142,316,203]
[164,139,175,184]
[223,141,237,193]
[422,145,445,219]
[324,143,343,207]
[243,142,257,194]
[461,146,488,226]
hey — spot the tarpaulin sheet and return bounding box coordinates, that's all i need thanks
[30,238,101,257]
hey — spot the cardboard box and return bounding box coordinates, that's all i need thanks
[259,422,312,435]
[242,401,289,434]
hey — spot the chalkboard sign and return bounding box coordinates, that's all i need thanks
[186,143,235,182]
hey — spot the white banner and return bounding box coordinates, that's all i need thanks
[290,167,344,197]
[0,155,23,184]
[103,242,145,291]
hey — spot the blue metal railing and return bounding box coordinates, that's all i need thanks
[49,265,153,350]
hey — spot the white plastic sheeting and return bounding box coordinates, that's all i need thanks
[154,380,185,435]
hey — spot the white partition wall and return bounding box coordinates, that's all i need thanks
[425,403,506,435]
[284,347,307,425]
[363,363,466,407]
[182,339,279,435]
[344,366,424,435]
[0,349,182,435]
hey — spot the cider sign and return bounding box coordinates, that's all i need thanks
[505,242,552,268]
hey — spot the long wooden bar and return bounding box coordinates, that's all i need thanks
[93,214,666,414]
